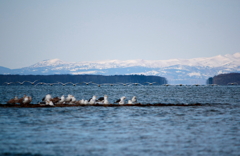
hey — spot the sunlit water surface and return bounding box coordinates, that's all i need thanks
[0,85,240,155]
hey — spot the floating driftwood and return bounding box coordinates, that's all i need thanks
[0,103,202,108]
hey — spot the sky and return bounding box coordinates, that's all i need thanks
[0,0,240,69]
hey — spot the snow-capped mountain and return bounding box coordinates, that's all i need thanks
[1,53,240,84]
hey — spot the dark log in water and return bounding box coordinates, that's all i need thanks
[0,103,202,107]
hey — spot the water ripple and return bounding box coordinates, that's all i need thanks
[0,86,240,155]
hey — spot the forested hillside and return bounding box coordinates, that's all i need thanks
[0,74,167,85]
[208,73,240,85]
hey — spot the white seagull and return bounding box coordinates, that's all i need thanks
[89,95,97,104]
[23,96,32,104]
[115,96,126,105]
[128,96,137,104]
[42,94,52,102]
[96,95,109,104]
[78,99,85,104]
[65,94,73,104]
[69,95,77,104]
[46,100,54,106]
[57,95,65,104]
[41,94,55,106]
[84,100,89,105]
[103,95,109,104]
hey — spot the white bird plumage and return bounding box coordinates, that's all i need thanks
[23,96,32,104]
[78,99,85,104]
[89,95,97,104]
[57,95,65,104]
[115,96,126,105]
[128,96,137,104]
[65,94,72,103]
[84,100,89,105]
[43,94,52,102]
[103,95,109,104]
[69,95,76,104]
[42,94,54,106]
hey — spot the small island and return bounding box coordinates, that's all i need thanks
[207,73,240,85]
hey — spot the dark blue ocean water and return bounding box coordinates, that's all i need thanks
[0,85,240,156]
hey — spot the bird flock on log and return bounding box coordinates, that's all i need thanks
[7,95,32,105]
[6,94,138,106]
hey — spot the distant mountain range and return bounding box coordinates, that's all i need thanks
[1,53,240,84]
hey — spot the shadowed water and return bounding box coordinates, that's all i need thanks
[0,85,240,155]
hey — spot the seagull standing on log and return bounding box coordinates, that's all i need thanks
[115,96,126,105]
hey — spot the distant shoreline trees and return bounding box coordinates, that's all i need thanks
[0,74,167,85]
[207,73,240,85]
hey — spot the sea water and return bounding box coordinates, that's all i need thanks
[0,85,240,155]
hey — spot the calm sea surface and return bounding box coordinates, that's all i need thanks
[0,85,240,156]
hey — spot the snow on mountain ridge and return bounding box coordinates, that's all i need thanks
[1,53,239,84]
[30,59,67,67]
[28,53,240,69]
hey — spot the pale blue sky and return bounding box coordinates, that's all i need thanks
[1,0,240,69]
